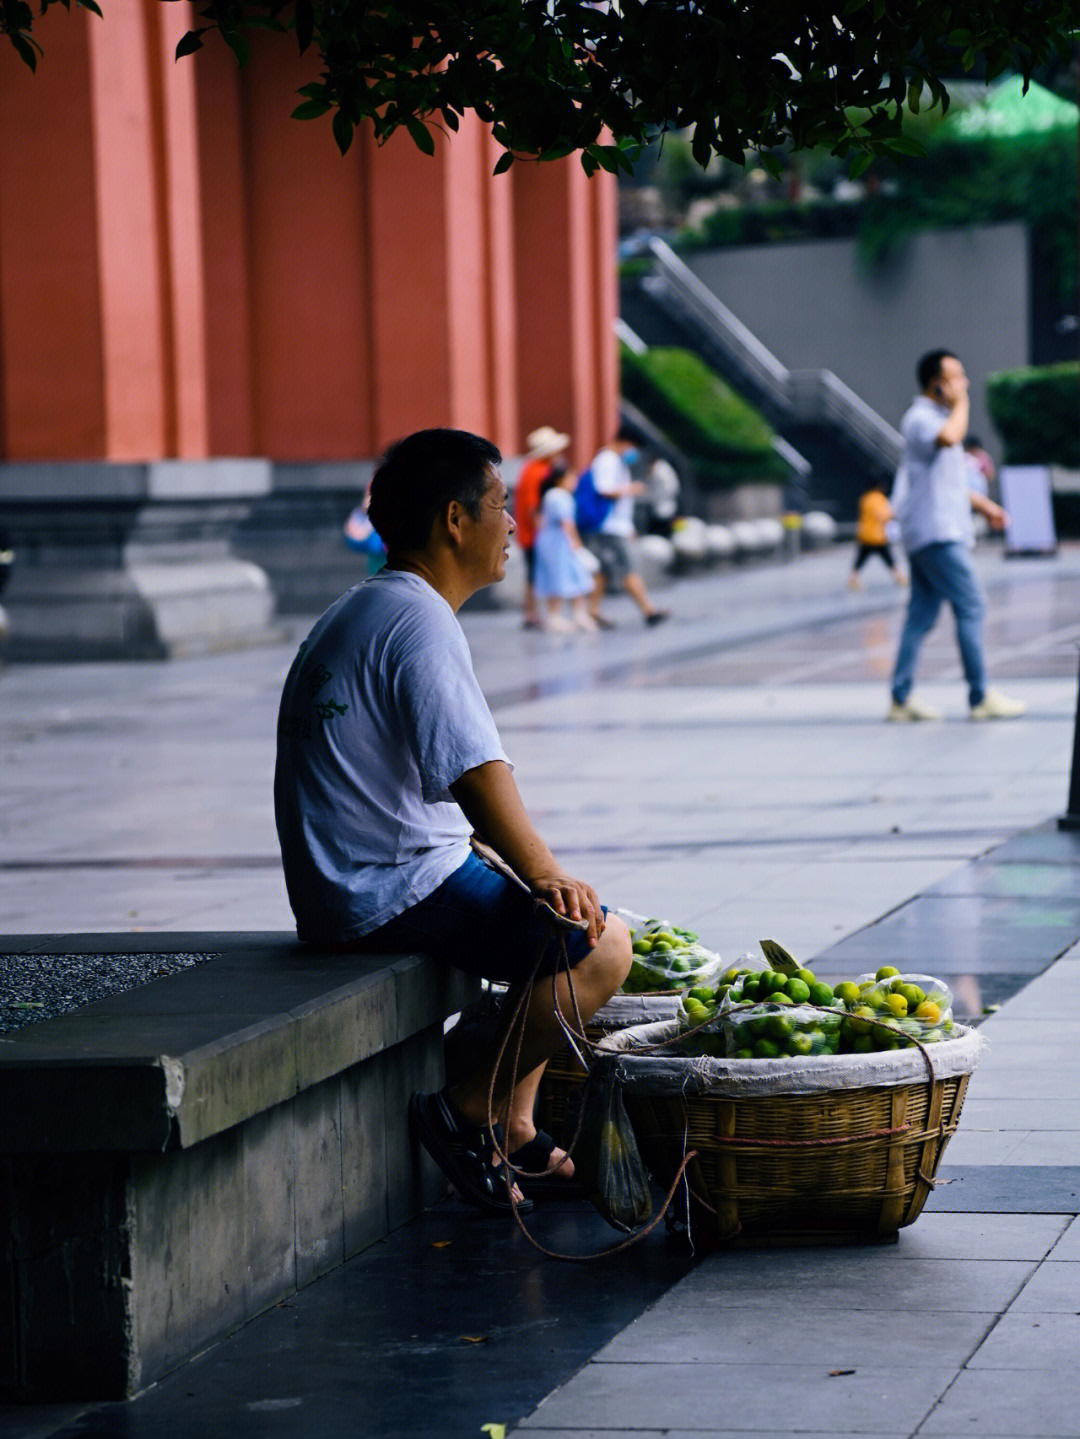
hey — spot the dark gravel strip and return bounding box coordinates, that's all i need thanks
[0,951,218,1034]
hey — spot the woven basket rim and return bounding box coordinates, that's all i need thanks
[597,1017,985,1096]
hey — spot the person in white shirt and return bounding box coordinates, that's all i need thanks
[275,429,631,1212]
[583,431,670,628]
[888,351,1025,722]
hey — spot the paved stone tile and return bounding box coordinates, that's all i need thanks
[930,1167,1080,1213]
[993,1132,1080,1167]
[673,1253,1035,1312]
[958,1099,1080,1132]
[518,1360,947,1433]
[967,1312,1080,1369]
[594,1305,992,1370]
[925,862,1080,902]
[1048,1216,1080,1260]
[1007,1259,1080,1312]
[943,1129,1028,1165]
[892,1213,1068,1262]
[920,1366,1080,1435]
[815,894,1080,971]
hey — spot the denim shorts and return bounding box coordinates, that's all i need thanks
[356,851,598,984]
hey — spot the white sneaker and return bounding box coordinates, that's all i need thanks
[887,697,943,722]
[970,689,1026,721]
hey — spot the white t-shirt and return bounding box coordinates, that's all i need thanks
[591,447,636,538]
[274,569,510,942]
[896,395,974,554]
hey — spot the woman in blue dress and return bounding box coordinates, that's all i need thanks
[533,463,598,632]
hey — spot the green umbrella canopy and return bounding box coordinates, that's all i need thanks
[951,76,1078,140]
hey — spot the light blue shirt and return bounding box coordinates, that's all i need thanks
[274,570,510,942]
[896,394,974,555]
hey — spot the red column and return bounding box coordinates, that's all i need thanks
[0,8,106,458]
[86,0,171,458]
[238,35,372,460]
[363,116,521,455]
[511,159,617,467]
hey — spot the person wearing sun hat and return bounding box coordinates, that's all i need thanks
[514,426,571,629]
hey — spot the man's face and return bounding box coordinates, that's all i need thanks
[934,356,968,405]
[461,469,515,587]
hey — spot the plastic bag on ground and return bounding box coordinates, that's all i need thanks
[569,1054,654,1232]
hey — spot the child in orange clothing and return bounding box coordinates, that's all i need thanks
[849,482,907,589]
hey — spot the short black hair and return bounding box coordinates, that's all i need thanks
[367,429,501,553]
[917,349,957,392]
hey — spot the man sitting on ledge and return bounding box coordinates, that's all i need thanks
[274,428,631,1212]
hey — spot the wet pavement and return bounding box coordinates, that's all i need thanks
[2,537,1080,1438]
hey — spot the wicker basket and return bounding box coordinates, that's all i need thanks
[597,1019,984,1248]
[536,992,683,1142]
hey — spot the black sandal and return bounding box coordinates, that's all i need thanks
[409,1092,533,1214]
[508,1129,583,1200]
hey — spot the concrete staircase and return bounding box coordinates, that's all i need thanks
[621,239,904,522]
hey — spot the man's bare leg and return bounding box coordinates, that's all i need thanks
[448,913,631,1132]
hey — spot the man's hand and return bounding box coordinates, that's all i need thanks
[972,493,1009,531]
[525,868,605,945]
[452,761,605,946]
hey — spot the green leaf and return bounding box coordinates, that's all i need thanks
[907,78,921,114]
[77,0,103,16]
[294,0,314,52]
[174,28,207,60]
[405,117,436,155]
[332,109,354,155]
[492,150,514,175]
[9,31,38,69]
[849,149,873,179]
[886,136,927,157]
[292,99,332,120]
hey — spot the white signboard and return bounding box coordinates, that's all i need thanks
[1000,465,1058,556]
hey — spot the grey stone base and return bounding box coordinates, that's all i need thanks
[0,1030,442,1401]
[0,934,477,1400]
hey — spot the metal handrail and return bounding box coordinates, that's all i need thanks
[644,237,902,473]
[646,239,791,408]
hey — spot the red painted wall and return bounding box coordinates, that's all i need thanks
[0,2,617,463]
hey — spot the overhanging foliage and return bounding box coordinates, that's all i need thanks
[4,1,1079,174]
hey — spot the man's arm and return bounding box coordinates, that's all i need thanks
[935,379,969,449]
[451,760,604,944]
[971,491,1009,531]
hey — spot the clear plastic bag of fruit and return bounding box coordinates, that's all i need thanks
[843,969,956,1046]
[721,1002,845,1059]
[615,909,723,994]
[719,959,837,1013]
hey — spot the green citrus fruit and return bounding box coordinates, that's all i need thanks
[876,965,901,981]
[808,981,836,1006]
[753,1037,782,1059]
[784,977,811,1004]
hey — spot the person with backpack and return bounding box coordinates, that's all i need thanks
[578,430,670,628]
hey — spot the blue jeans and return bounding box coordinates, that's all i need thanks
[354,851,598,983]
[892,542,987,708]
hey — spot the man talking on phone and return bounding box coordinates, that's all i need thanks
[887,349,1026,723]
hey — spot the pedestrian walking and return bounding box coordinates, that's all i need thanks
[274,429,631,1212]
[848,481,907,589]
[888,350,1026,722]
[579,430,670,628]
[514,426,570,630]
[533,462,599,632]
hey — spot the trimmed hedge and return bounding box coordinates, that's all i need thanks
[986,363,1080,468]
[620,345,788,490]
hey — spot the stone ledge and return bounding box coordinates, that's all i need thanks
[0,933,480,1401]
